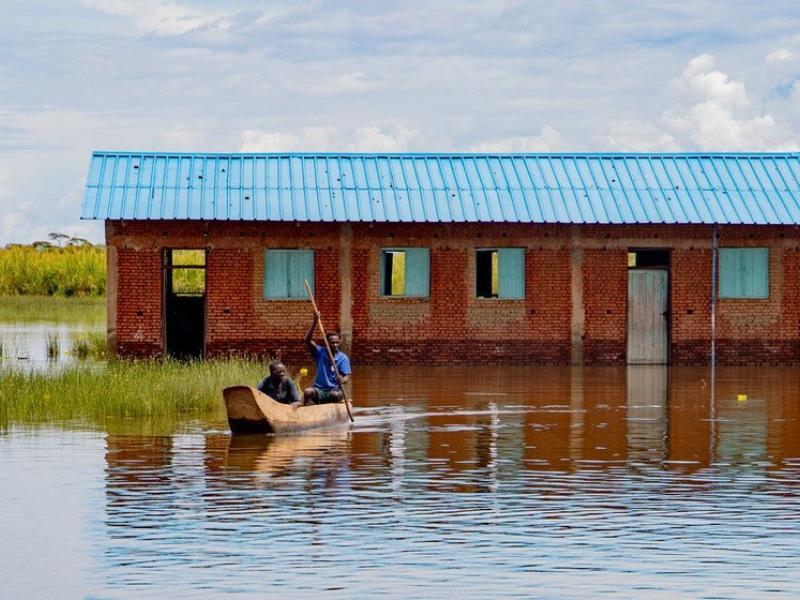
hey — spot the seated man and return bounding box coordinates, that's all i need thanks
[257,360,301,405]
[303,312,351,405]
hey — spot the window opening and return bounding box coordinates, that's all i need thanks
[164,249,206,296]
[476,248,524,299]
[382,251,406,296]
[628,249,670,269]
[380,248,429,298]
[476,249,498,298]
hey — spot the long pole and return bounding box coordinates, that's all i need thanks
[304,280,354,422]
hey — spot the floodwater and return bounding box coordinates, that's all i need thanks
[2,365,800,598]
[0,322,103,370]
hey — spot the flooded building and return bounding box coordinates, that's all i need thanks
[81,152,800,365]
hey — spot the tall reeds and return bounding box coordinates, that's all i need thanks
[0,244,105,297]
[70,331,106,359]
[0,358,268,423]
[45,332,60,358]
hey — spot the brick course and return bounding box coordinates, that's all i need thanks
[107,220,800,366]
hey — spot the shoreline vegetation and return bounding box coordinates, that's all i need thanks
[0,238,282,426]
[0,295,106,324]
[0,236,106,297]
[0,359,268,423]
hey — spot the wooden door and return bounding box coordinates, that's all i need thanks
[627,269,668,364]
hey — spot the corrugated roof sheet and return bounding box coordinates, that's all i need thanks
[81,152,800,225]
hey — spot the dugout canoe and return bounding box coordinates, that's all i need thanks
[223,385,351,434]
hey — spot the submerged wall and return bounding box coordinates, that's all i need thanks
[106,220,800,365]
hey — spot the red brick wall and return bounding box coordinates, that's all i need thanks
[116,247,162,357]
[107,220,800,366]
[583,248,627,364]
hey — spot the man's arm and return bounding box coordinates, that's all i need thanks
[286,379,301,404]
[305,313,320,355]
[336,355,351,386]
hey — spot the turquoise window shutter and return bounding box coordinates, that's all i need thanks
[719,248,768,299]
[265,249,313,298]
[742,247,768,298]
[498,248,525,298]
[264,250,289,298]
[404,248,430,297]
[289,250,314,298]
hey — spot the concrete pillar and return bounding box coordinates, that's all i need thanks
[339,223,353,352]
[570,225,584,365]
[105,220,118,359]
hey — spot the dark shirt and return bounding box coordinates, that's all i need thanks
[257,376,301,404]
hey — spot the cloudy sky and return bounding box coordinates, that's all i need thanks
[2,0,800,244]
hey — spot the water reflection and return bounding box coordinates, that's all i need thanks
[6,365,800,597]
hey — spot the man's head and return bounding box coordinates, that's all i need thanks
[326,332,341,353]
[268,361,287,380]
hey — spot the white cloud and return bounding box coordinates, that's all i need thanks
[766,48,794,63]
[239,127,335,152]
[5,1,800,243]
[664,54,798,150]
[600,53,800,152]
[79,0,231,36]
[155,125,212,150]
[678,54,748,109]
[283,71,381,96]
[239,126,422,153]
[346,126,421,152]
[469,126,566,152]
[606,121,680,152]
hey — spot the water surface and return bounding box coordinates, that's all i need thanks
[1,366,799,598]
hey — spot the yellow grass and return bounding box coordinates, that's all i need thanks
[0,245,105,297]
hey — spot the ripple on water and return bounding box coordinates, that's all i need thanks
[1,365,800,597]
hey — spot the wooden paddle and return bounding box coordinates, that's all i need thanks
[304,280,354,423]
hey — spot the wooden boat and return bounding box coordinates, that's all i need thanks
[223,385,351,434]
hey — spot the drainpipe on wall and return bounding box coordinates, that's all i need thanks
[570,225,585,366]
[710,223,718,388]
[710,223,718,462]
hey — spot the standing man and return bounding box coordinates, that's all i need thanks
[303,311,351,405]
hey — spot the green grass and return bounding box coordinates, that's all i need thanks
[0,296,106,324]
[0,244,106,296]
[70,331,106,359]
[0,358,269,424]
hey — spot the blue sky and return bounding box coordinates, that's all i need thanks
[1,0,800,244]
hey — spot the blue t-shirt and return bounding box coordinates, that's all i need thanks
[312,345,351,390]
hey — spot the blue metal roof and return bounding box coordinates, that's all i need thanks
[81,152,800,225]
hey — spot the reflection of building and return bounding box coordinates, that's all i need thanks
[581,368,628,466]
[83,152,800,366]
[104,435,175,539]
[523,368,573,471]
[105,435,173,489]
[768,371,800,470]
